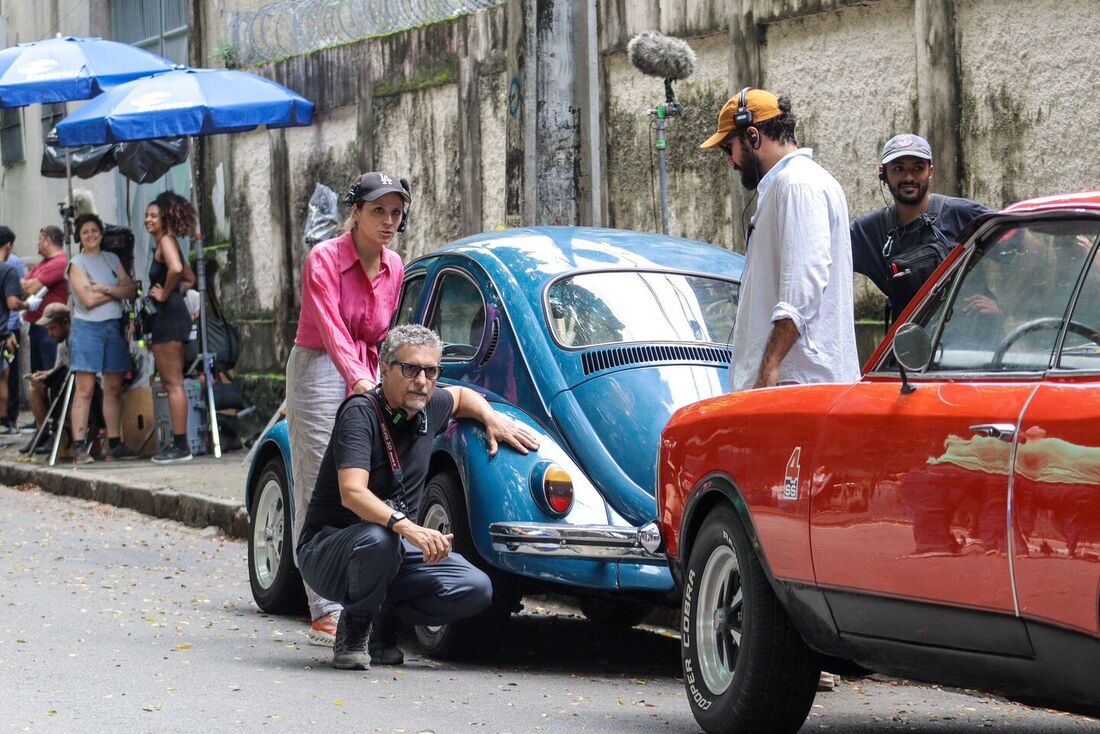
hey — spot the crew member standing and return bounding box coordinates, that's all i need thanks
[701,87,859,393]
[850,133,989,322]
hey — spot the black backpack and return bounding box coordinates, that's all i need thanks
[882,195,951,319]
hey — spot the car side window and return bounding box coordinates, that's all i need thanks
[393,275,425,326]
[927,221,1094,373]
[1057,230,1100,370]
[427,270,486,361]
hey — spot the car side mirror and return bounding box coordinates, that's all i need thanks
[892,323,932,372]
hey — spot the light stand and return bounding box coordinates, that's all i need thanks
[188,136,222,458]
[648,78,682,235]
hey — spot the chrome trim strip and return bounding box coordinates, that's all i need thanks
[1007,384,1041,619]
[489,521,665,561]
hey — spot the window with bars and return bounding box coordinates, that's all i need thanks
[1,107,23,167]
[110,0,188,64]
[40,102,64,146]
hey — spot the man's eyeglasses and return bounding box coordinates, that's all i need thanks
[396,362,441,380]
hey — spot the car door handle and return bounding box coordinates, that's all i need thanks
[969,423,1017,441]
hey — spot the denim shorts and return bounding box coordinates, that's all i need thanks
[70,318,132,374]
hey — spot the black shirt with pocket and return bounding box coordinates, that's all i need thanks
[297,388,456,549]
[851,194,990,317]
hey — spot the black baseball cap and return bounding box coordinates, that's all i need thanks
[348,172,410,205]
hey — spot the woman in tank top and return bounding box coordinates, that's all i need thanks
[66,213,136,465]
[144,191,198,464]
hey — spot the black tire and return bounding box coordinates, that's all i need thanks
[414,470,511,659]
[248,458,307,615]
[579,598,649,628]
[681,505,819,734]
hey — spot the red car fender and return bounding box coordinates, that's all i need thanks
[659,383,853,585]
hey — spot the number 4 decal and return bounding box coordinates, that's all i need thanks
[783,447,801,500]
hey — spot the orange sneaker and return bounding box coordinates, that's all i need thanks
[308,611,340,647]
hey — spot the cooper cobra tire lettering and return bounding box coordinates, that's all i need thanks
[680,504,819,733]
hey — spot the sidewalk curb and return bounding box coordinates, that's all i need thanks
[0,459,249,539]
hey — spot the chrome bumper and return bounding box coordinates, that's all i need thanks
[489,521,664,561]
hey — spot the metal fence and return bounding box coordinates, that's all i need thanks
[227,0,505,66]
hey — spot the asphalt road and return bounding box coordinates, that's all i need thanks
[1,484,1096,733]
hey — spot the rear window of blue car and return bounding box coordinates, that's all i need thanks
[547,270,739,348]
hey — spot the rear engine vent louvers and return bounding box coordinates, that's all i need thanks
[581,344,732,375]
[478,319,500,367]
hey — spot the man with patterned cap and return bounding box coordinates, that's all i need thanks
[851,133,989,322]
[701,87,859,394]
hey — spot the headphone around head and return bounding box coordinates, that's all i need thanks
[344,174,413,234]
[734,87,754,130]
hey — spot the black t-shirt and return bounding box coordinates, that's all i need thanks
[851,194,990,299]
[0,262,21,333]
[298,388,456,548]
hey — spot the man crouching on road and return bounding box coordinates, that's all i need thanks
[296,324,539,670]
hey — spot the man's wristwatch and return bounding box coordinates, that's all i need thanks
[386,511,408,531]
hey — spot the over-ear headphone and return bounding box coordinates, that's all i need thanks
[370,388,427,434]
[733,86,754,130]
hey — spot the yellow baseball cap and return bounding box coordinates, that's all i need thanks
[700,88,782,149]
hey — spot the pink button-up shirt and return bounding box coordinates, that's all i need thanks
[294,232,404,393]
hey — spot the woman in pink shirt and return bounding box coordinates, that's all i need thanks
[286,172,409,645]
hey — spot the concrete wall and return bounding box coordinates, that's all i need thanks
[206,0,1100,371]
[6,0,1093,373]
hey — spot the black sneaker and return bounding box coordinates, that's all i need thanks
[19,434,46,454]
[368,605,404,665]
[152,445,193,464]
[107,443,138,461]
[332,613,372,670]
[73,443,94,465]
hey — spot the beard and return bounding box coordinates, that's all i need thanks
[888,177,929,206]
[401,389,430,414]
[737,148,766,191]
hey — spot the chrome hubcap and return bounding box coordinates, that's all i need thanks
[252,479,285,590]
[695,544,743,694]
[419,499,451,636]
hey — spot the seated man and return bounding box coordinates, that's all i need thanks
[21,303,72,454]
[296,324,539,670]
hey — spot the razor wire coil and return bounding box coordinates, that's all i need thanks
[228,0,504,65]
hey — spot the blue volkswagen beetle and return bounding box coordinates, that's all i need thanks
[246,226,743,655]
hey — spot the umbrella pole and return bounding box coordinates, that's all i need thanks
[63,149,74,257]
[189,137,222,458]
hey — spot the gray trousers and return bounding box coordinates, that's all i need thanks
[297,522,492,623]
[286,345,346,621]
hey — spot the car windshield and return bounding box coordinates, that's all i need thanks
[547,271,739,348]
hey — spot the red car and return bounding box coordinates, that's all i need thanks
[658,191,1100,733]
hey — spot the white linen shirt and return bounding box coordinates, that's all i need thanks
[729,148,860,392]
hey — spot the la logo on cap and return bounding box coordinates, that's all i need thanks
[896,137,914,148]
[379,174,393,185]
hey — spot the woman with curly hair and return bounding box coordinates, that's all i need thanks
[144,191,198,464]
[67,213,136,464]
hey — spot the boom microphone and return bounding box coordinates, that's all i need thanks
[626,30,696,81]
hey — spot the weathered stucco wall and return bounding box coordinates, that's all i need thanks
[202,0,1100,372]
[956,0,1100,207]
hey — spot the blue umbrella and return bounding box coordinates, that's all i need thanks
[56,67,315,146]
[55,66,315,461]
[0,36,175,108]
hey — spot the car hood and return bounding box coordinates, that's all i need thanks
[550,364,728,524]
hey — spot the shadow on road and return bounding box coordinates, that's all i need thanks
[407,611,683,679]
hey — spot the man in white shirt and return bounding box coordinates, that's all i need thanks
[701,87,859,393]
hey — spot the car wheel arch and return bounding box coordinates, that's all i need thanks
[679,473,780,594]
[246,440,291,517]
